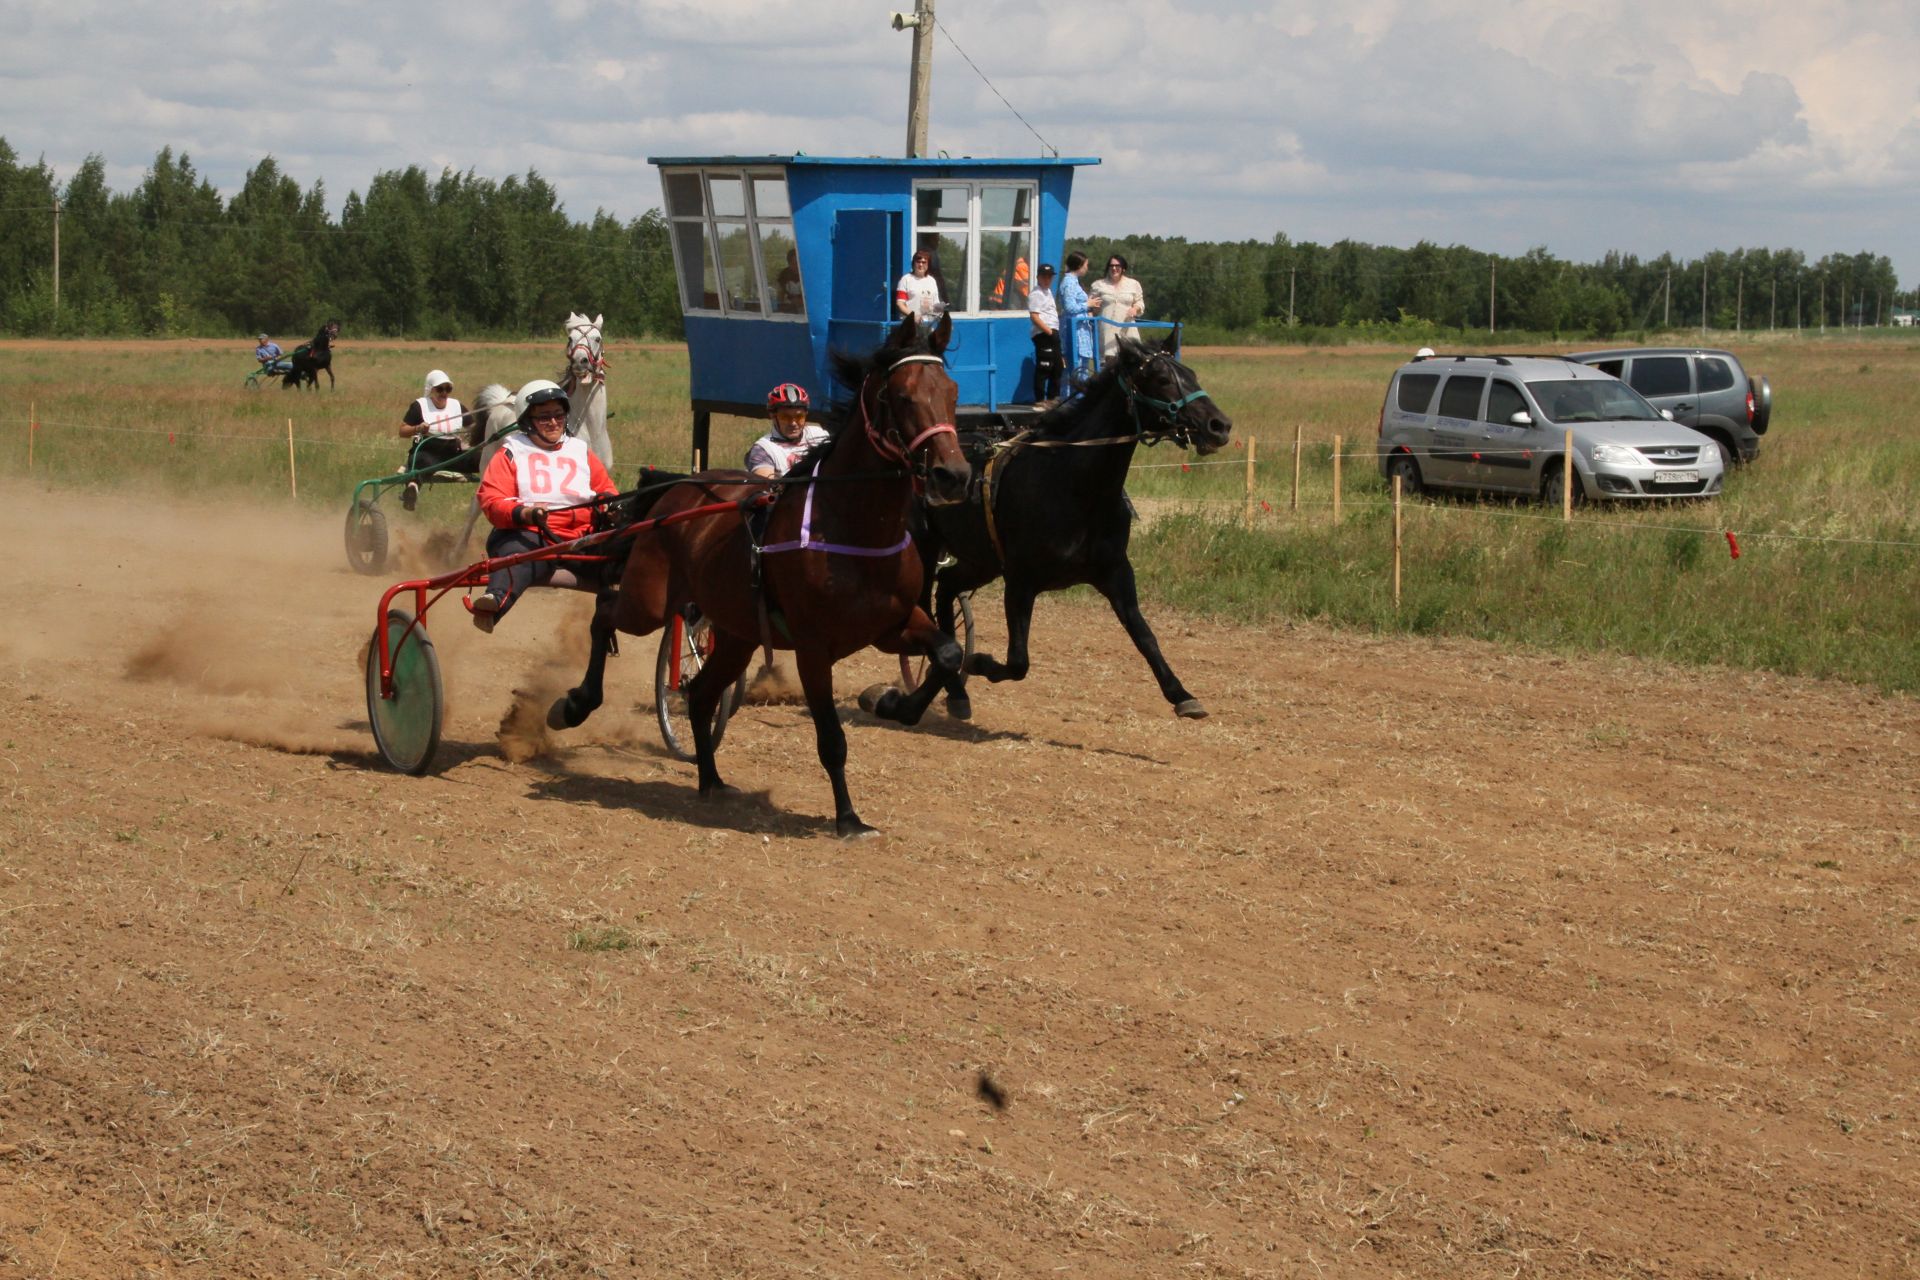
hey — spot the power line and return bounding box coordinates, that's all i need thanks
[933,15,1056,158]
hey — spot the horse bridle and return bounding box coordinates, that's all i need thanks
[857,352,957,492]
[566,324,606,386]
[1119,350,1211,448]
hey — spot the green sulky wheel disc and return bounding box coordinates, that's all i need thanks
[366,609,444,775]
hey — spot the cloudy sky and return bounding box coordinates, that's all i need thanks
[6,0,1917,278]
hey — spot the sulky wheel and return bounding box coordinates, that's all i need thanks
[366,608,444,775]
[897,592,976,693]
[654,612,745,762]
[345,499,390,575]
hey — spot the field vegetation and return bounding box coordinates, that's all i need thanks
[5,331,1917,691]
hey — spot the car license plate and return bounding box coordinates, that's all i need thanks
[1652,470,1699,484]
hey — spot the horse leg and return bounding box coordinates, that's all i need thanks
[932,570,972,719]
[796,647,873,839]
[547,589,620,730]
[967,580,1038,684]
[1095,556,1206,718]
[688,627,756,798]
[860,606,962,726]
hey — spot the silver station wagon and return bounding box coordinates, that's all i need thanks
[1376,354,1726,504]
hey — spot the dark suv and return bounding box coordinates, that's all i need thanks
[1563,348,1771,468]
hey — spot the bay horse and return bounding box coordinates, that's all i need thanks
[281,319,340,390]
[561,312,613,470]
[548,312,972,838]
[911,332,1232,720]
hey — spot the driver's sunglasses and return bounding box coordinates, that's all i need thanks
[530,409,567,424]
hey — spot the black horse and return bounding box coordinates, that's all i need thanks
[911,333,1232,720]
[281,320,340,390]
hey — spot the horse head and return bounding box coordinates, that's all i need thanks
[566,312,605,385]
[836,312,970,506]
[1116,331,1232,455]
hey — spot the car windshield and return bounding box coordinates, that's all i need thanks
[1527,378,1662,424]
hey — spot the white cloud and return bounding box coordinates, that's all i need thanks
[0,0,1913,277]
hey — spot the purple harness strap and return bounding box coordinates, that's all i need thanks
[760,480,911,557]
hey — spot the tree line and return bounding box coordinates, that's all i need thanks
[0,138,1904,341]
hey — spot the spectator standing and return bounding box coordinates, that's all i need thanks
[1059,252,1094,389]
[1028,263,1062,404]
[1088,253,1146,362]
[895,250,942,321]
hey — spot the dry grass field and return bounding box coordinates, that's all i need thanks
[1,471,1916,1277]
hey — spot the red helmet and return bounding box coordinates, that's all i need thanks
[767,382,809,410]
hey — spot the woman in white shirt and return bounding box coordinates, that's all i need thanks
[895,250,943,321]
[1088,253,1146,364]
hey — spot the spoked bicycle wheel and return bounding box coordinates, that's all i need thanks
[897,592,976,692]
[366,608,444,775]
[655,612,746,762]
[345,499,390,575]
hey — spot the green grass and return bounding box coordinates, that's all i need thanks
[5,332,1918,692]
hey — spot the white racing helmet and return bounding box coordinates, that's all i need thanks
[515,378,571,426]
[1414,347,1436,360]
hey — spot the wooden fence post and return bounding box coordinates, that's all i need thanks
[287,419,298,501]
[1291,423,1303,512]
[1392,472,1403,609]
[27,400,33,471]
[1243,435,1257,529]
[1332,433,1342,524]
[1562,428,1573,523]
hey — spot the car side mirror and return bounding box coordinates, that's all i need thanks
[1659,408,1674,421]
[1509,411,1533,426]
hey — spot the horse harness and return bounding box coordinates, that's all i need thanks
[745,351,958,665]
[974,354,1213,563]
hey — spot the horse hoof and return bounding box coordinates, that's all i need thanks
[1173,698,1209,720]
[699,782,742,801]
[837,816,880,840]
[857,683,892,715]
[945,695,972,721]
[546,696,578,731]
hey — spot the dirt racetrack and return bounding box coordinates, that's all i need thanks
[1,478,1916,1278]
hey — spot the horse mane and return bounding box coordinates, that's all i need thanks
[1030,359,1129,439]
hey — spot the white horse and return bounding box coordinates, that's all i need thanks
[563,312,612,471]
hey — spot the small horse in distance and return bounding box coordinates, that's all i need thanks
[548,312,972,838]
[281,319,340,390]
[911,332,1232,720]
[562,312,612,470]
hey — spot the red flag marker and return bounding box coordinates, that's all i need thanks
[1181,463,1191,473]
[1259,500,1272,513]
[167,432,175,444]
[1725,531,1741,560]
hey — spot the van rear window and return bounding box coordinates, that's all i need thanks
[1396,373,1440,413]
[1696,358,1735,392]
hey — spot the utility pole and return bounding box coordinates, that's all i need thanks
[1819,276,1825,334]
[1700,264,1708,335]
[896,0,936,159]
[1736,269,1743,333]
[52,196,60,320]
[1770,277,1776,330]
[1288,266,1296,326]
[1664,266,1671,328]
[1488,257,1496,334]
[1874,290,1881,326]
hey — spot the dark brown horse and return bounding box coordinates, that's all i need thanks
[548,313,972,837]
